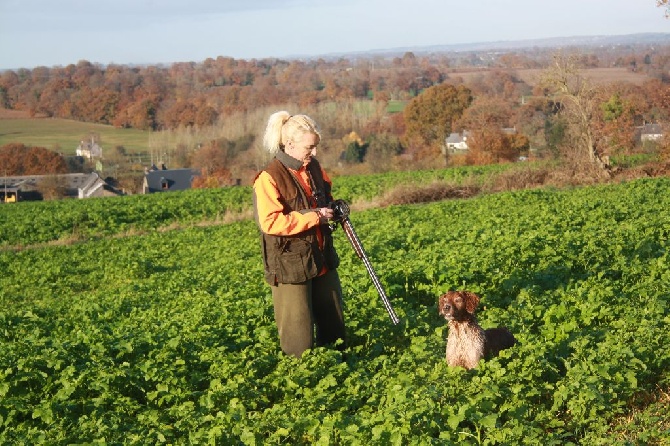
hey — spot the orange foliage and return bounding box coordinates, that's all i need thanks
[403,83,472,147]
[466,129,526,165]
[190,140,233,187]
[0,143,68,175]
[1,46,668,172]
[191,168,232,188]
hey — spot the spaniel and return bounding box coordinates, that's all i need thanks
[438,290,516,369]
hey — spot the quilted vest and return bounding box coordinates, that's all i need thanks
[257,153,339,285]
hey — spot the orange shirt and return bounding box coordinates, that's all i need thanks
[253,163,332,251]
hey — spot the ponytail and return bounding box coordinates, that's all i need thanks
[262,110,321,154]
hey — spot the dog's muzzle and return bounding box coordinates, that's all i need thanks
[440,305,454,320]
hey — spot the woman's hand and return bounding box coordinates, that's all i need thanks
[317,207,334,224]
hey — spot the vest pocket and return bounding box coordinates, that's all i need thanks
[277,238,320,283]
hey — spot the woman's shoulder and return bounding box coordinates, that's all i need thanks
[253,170,275,186]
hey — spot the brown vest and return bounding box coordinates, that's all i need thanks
[256,153,339,285]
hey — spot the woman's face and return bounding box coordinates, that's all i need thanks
[286,132,319,166]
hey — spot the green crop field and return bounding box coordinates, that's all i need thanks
[0,164,510,248]
[1,174,669,444]
[0,118,151,154]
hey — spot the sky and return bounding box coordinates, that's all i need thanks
[0,0,668,70]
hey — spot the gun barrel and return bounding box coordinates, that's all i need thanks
[341,218,400,325]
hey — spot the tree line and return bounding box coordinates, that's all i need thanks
[2,44,669,131]
[1,41,670,191]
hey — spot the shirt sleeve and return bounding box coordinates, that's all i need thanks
[253,171,321,236]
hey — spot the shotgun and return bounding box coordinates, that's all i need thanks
[329,200,400,325]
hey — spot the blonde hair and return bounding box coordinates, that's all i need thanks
[262,110,321,154]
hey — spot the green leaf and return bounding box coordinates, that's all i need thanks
[479,413,498,429]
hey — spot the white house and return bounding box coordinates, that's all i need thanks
[445,131,470,153]
[76,138,103,159]
[639,123,663,142]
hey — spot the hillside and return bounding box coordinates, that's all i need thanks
[0,116,152,155]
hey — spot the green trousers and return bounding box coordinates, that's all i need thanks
[271,269,346,358]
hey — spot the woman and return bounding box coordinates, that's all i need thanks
[253,111,346,358]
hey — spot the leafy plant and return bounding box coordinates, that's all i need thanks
[1,177,668,444]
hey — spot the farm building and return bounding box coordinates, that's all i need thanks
[0,172,122,202]
[1,184,18,203]
[143,165,197,193]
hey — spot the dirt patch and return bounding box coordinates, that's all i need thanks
[380,181,480,206]
[487,167,551,192]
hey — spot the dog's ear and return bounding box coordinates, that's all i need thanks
[437,293,448,316]
[463,291,480,314]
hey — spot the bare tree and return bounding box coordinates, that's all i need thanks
[541,53,611,173]
[39,175,68,200]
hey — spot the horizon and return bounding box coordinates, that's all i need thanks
[1,32,669,72]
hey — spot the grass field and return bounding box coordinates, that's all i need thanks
[449,67,651,86]
[0,115,151,154]
[383,67,649,113]
[386,100,406,113]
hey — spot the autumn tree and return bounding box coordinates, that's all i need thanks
[467,70,528,100]
[195,105,219,127]
[162,101,198,128]
[36,78,74,117]
[465,129,529,164]
[102,145,132,176]
[190,136,252,187]
[2,44,667,179]
[641,79,670,122]
[38,175,68,200]
[0,143,68,175]
[403,83,473,158]
[341,131,368,163]
[455,96,528,164]
[113,99,158,130]
[191,140,232,188]
[598,92,638,155]
[364,133,404,173]
[457,96,512,129]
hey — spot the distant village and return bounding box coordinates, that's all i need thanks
[1,123,662,204]
[1,137,199,203]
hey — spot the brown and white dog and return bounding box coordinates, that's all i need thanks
[438,290,516,369]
